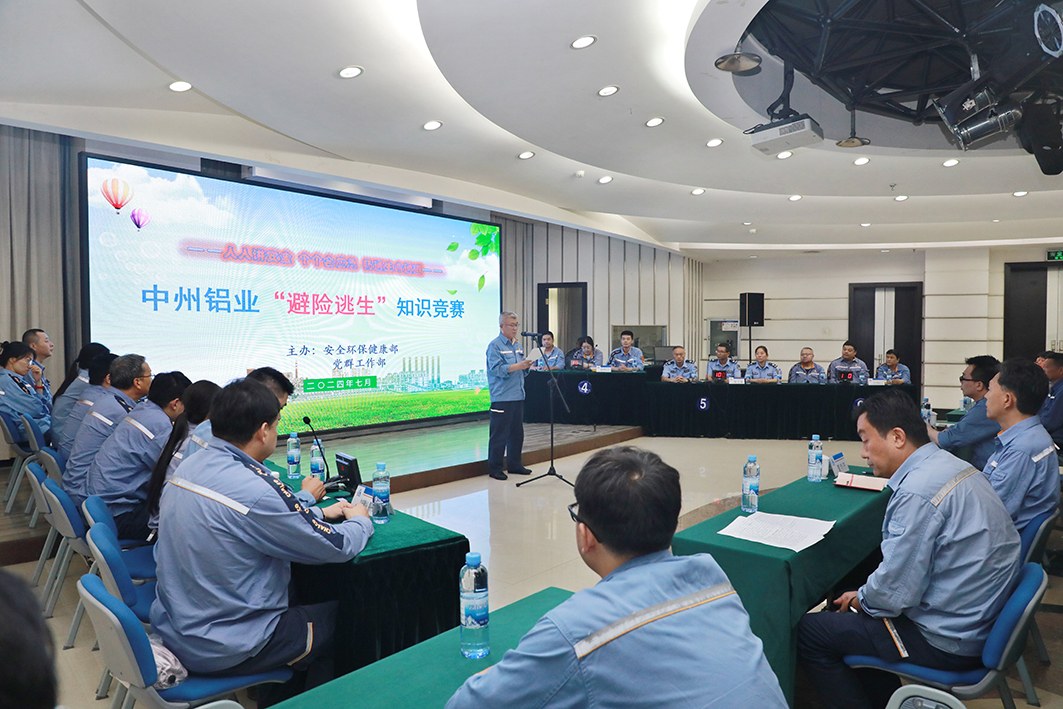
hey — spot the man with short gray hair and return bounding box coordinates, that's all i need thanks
[485,311,533,481]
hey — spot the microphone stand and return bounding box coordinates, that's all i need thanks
[302,416,333,483]
[518,334,574,488]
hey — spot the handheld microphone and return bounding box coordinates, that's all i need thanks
[302,416,332,481]
[520,331,543,338]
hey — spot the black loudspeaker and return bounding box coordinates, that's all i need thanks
[740,293,764,327]
[1018,103,1063,176]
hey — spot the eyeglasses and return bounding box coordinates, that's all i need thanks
[568,501,599,539]
[958,376,975,383]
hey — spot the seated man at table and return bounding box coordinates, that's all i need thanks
[927,354,1001,470]
[706,342,741,381]
[745,345,782,383]
[607,330,645,371]
[982,358,1060,534]
[788,346,827,384]
[534,330,566,370]
[1037,351,1063,456]
[827,341,869,383]
[797,388,1020,709]
[447,446,786,708]
[874,348,911,385]
[151,378,373,705]
[661,345,698,382]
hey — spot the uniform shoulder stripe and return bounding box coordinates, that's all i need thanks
[126,417,156,440]
[169,477,250,515]
[1032,445,1056,463]
[90,411,115,426]
[930,466,980,507]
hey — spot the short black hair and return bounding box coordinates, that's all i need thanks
[672,345,685,353]
[0,569,56,709]
[147,372,192,409]
[0,341,32,367]
[715,342,731,354]
[109,354,147,390]
[1038,351,1055,360]
[247,366,294,397]
[211,378,281,445]
[843,340,857,351]
[75,342,110,369]
[885,348,898,357]
[966,355,1001,388]
[1045,352,1063,367]
[543,330,554,339]
[855,388,930,446]
[620,330,634,339]
[574,446,681,556]
[997,359,1049,415]
[88,353,118,386]
[20,329,45,347]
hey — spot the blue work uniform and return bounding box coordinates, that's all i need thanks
[607,346,645,371]
[936,397,999,470]
[150,438,373,673]
[0,371,52,440]
[1037,377,1063,448]
[661,360,698,381]
[486,333,528,476]
[22,358,52,411]
[63,389,137,505]
[447,551,786,708]
[706,358,741,381]
[535,347,566,370]
[56,384,109,459]
[567,348,603,369]
[827,357,869,384]
[50,371,89,446]
[745,361,782,381]
[788,362,827,384]
[982,417,1060,534]
[875,363,912,384]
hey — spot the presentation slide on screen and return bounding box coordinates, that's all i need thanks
[84,155,501,433]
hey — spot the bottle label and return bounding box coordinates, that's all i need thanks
[461,595,489,628]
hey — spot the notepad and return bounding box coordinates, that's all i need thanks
[834,472,889,491]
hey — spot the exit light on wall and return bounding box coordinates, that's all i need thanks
[1048,250,1063,261]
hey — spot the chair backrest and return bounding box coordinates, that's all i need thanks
[885,684,966,709]
[0,410,30,450]
[82,495,119,537]
[36,446,66,484]
[19,413,46,453]
[76,574,157,689]
[41,478,87,543]
[24,462,53,522]
[1020,509,1060,564]
[86,524,138,608]
[981,562,1047,671]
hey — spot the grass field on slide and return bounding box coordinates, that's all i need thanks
[277,388,489,433]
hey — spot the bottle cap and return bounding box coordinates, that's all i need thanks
[289,432,297,438]
[812,434,820,441]
[747,455,756,462]
[466,552,481,567]
[376,462,386,470]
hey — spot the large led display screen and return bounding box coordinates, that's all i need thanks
[83,155,501,433]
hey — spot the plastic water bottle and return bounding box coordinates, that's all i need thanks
[372,462,391,524]
[807,434,824,482]
[286,433,301,486]
[921,397,932,423]
[741,455,760,514]
[459,552,490,659]
[309,442,325,482]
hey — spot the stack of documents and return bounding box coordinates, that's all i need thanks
[718,512,836,552]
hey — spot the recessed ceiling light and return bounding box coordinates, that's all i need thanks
[894,195,909,202]
[881,249,891,253]
[776,151,793,160]
[942,158,959,167]
[168,81,192,92]
[691,188,706,195]
[853,157,870,166]
[749,255,759,259]
[788,195,802,201]
[598,175,613,184]
[571,35,597,49]
[860,223,871,227]
[645,117,665,128]
[423,120,443,131]
[517,151,535,160]
[742,222,752,226]
[338,66,364,79]
[706,138,723,148]
[597,85,619,97]
[992,219,1001,223]
[1013,190,1028,197]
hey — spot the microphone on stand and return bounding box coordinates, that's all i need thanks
[520,331,544,339]
[302,415,333,481]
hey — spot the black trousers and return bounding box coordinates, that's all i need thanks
[488,400,524,475]
[797,610,981,709]
[113,504,152,542]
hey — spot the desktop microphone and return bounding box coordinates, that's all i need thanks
[302,416,333,481]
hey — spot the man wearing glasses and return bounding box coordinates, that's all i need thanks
[927,355,1001,470]
[447,447,786,708]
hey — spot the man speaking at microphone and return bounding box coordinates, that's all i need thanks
[485,311,534,481]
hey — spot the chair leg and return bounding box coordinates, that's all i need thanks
[4,460,27,513]
[29,505,39,527]
[120,689,135,709]
[24,492,35,515]
[998,674,1018,709]
[43,542,73,617]
[3,456,24,503]
[1031,619,1050,665]
[31,527,58,586]
[40,538,68,609]
[109,682,126,708]
[63,598,85,649]
[96,668,112,699]
[1016,656,1041,707]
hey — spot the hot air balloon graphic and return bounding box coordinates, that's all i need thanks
[130,208,151,231]
[100,178,133,213]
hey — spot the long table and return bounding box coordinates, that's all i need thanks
[276,586,573,708]
[671,470,891,704]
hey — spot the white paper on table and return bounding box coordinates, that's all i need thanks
[525,347,544,362]
[717,512,836,552]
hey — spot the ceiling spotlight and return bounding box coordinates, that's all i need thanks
[894,195,909,202]
[776,151,793,160]
[881,249,891,253]
[788,194,802,201]
[338,66,364,79]
[992,219,1001,222]
[517,151,535,160]
[943,158,959,167]
[836,107,871,147]
[598,85,619,97]
[571,35,597,49]
[691,188,706,195]
[715,36,762,72]
[706,138,724,148]
[861,223,872,227]
[598,176,613,184]
[1013,190,1029,197]
[645,117,665,128]
[168,80,192,92]
[853,157,870,166]
[423,120,443,131]
[749,255,759,259]
[743,222,752,225]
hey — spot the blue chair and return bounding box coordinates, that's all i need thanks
[85,524,157,624]
[23,462,60,587]
[1013,509,1060,704]
[0,410,34,514]
[39,477,95,618]
[82,496,157,581]
[844,562,1048,709]
[77,574,292,709]
[19,410,47,454]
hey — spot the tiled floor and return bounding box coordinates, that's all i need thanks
[6,436,1062,708]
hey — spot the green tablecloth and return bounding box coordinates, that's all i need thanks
[671,469,891,704]
[276,587,573,709]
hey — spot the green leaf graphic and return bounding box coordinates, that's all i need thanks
[446,242,460,251]
[477,274,486,291]
[447,289,457,295]
[467,249,480,261]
